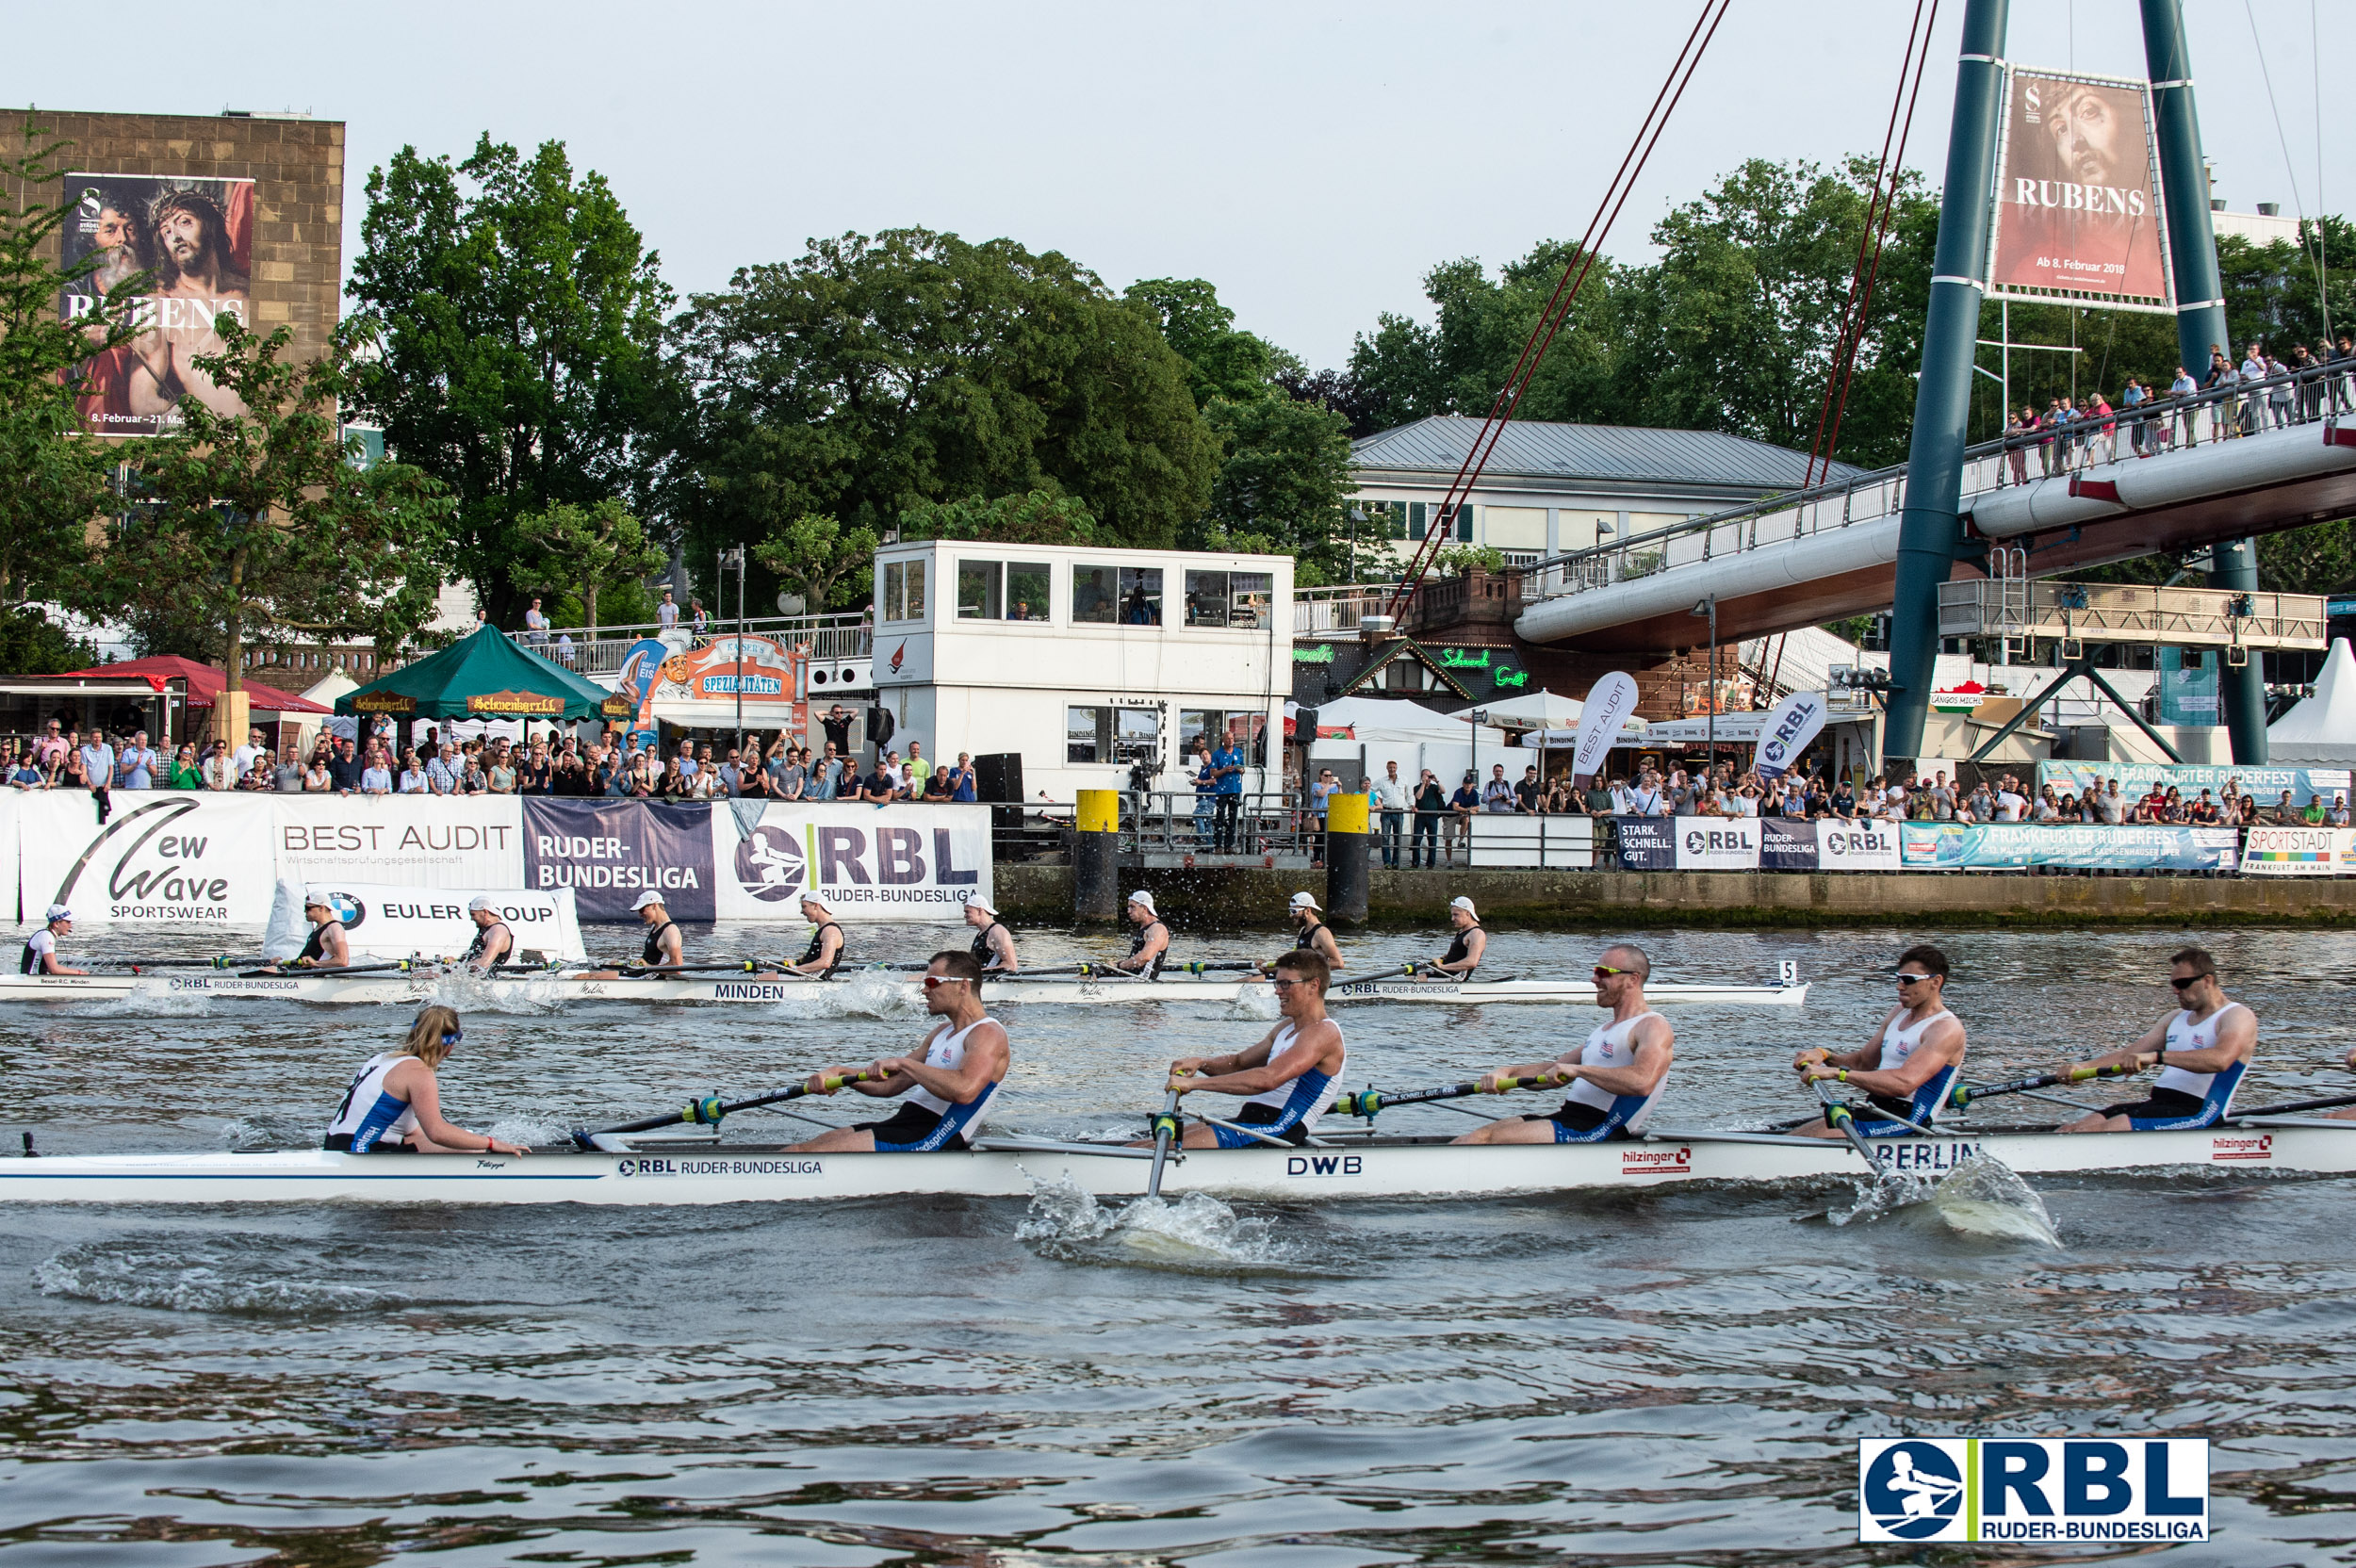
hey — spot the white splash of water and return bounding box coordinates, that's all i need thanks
[422,972,565,1015]
[1225,985,1282,1021]
[1825,1152,2061,1247]
[1016,1175,1297,1270]
[768,970,921,1020]
[91,987,212,1018]
[36,1238,411,1315]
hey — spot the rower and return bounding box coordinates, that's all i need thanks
[579,890,682,979]
[1417,895,1484,979]
[1161,950,1347,1148]
[2329,1044,2356,1120]
[1452,942,1672,1143]
[459,895,513,973]
[789,950,1007,1151]
[1106,890,1168,978]
[1789,944,1966,1137]
[2054,947,2255,1133]
[322,1005,529,1155]
[963,892,1018,973]
[277,888,351,971]
[20,904,85,976]
[785,892,845,977]
[1270,890,1345,974]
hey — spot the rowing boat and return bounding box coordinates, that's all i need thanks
[0,969,1809,1008]
[1,1119,2338,1204]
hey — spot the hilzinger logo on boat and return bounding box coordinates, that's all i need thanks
[2209,1134,2273,1162]
[1619,1145,1693,1177]
[1857,1439,2208,1543]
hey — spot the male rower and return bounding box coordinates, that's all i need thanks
[2053,947,2256,1133]
[1417,895,1485,979]
[790,950,1007,1152]
[580,890,683,979]
[1105,890,1169,978]
[785,892,846,977]
[270,888,351,972]
[459,895,514,973]
[1161,950,1348,1147]
[1790,944,1967,1137]
[1452,942,1673,1143]
[20,904,85,976]
[963,891,1018,972]
[1267,890,1345,974]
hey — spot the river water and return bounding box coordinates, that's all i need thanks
[3,923,2353,1565]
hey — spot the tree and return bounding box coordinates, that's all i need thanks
[1123,277,1274,407]
[899,489,1098,545]
[752,514,878,612]
[70,318,454,691]
[346,135,675,629]
[505,497,665,635]
[671,228,1217,583]
[1191,396,1355,582]
[0,121,151,608]
[0,605,94,674]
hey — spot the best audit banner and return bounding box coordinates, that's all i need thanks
[275,796,525,889]
[712,801,990,923]
[1900,823,2238,873]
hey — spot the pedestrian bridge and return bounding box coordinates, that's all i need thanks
[1513,368,2356,655]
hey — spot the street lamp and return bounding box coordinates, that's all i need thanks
[1691,596,1717,779]
[721,546,747,751]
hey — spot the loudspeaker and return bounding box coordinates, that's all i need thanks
[973,752,1023,803]
[1294,707,1318,741]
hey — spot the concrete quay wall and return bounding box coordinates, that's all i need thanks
[989,863,2356,929]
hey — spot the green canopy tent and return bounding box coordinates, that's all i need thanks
[335,625,624,724]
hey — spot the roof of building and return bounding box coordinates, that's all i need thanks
[1351,416,1863,492]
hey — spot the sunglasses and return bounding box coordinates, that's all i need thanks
[1593,965,1635,979]
[442,1030,464,1046]
[921,975,971,989]
[2168,974,2204,990]
[1893,972,1934,986]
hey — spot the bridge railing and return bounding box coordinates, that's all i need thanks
[1513,358,2356,611]
[1293,585,1401,639]
[505,614,875,679]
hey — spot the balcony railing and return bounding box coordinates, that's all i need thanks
[506,613,874,679]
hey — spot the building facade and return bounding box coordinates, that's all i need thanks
[869,541,1292,801]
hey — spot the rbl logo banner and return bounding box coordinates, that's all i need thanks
[1857,1438,2207,1544]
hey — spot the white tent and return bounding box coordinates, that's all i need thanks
[2269,637,2356,763]
[1458,688,1584,729]
[1301,694,1520,790]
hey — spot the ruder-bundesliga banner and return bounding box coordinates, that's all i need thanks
[263,879,586,963]
[1900,822,2238,873]
[1987,69,2172,312]
[2038,761,2351,807]
[522,799,717,923]
[1857,1437,2207,1544]
[2241,825,2356,876]
[713,801,991,922]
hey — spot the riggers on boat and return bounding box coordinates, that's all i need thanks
[0,965,1810,1008]
[0,1119,2343,1205]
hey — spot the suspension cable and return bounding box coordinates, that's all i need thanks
[2244,0,2331,341]
[1382,0,1731,624]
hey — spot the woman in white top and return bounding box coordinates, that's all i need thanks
[323,1006,530,1156]
[397,747,430,793]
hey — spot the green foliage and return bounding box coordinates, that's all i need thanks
[1123,278,1274,408]
[0,121,151,606]
[1189,395,1355,580]
[1432,544,1507,578]
[346,134,675,628]
[68,318,455,689]
[506,497,666,633]
[2257,520,2356,598]
[899,489,1098,545]
[0,604,95,673]
[672,229,1217,587]
[752,514,878,611]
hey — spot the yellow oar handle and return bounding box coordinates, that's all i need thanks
[2066,1061,2140,1083]
[817,1070,873,1092]
[1497,1072,1562,1092]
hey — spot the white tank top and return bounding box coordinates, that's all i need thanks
[1563,1010,1667,1132]
[326,1052,419,1152]
[1878,1005,1956,1122]
[1242,1020,1346,1127]
[2155,1003,2250,1099]
[907,1016,1004,1129]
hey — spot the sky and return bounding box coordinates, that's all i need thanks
[5,0,2347,371]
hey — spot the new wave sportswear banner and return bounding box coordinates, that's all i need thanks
[264,879,585,962]
[713,801,990,923]
[523,799,716,922]
[274,796,524,889]
[19,792,279,926]
[1900,823,2238,872]
[2240,825,2356,875]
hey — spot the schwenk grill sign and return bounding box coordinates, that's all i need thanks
[1857,1438,2207,1544]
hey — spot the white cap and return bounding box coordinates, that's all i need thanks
[631,890,667,911]
[467,894,496,913]
[1289,891,1319,910]
[801,890,835,914]
[1127,890,1156,914]
[964,891,997,915]
[303,885,331,908]
[1449,895,1478,915]
[44,904,71,923]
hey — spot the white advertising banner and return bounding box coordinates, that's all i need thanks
[273,796,526,889]
[0,792,17,923]
[265,879,585,961]
[1569,672,1640,783]
[1752,690,1829,780]
[2240,825,2356,876]
[1816,820,1903,872]
[18,792,281,927]
[711,801,992,923]
[1671,817,1761,871]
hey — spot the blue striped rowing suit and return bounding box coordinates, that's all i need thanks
[324,1053,418,1152]
[1850,1005,1961,1137]
[1546,1010,1667,1143]
[1213,1021,1344,1148]
[864,1017,1004,1152]
[2102,1003,2251,1130]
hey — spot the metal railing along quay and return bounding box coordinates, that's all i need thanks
[505,614,874,679]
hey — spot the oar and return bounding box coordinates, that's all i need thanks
[1946,1062,2138,1110]
[1335,1072,1562,1119]
[1144,1087,1183,1198]
[1016,960,1267,979]
[98,956,269,972]
[569,1071,874,1146]
[235,959,417,979]
[1812,1082,1887,1169]
[2231,1090,2356,1119]
[616,960,781,976]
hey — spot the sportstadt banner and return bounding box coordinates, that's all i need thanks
[1987,69,2172,312]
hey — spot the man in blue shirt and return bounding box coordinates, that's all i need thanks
[79,729,116,821]
[1212,736,1247,853]
[115,729,158,790]
[946,751,978,802]
[1190,741,1218,845]
[425,743,459,795]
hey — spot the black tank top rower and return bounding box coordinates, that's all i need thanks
[463,922,512,971]
[1442,922,1481,972]
[1129,920,1169,980]
[800,921,844,978]
[641,919,679,967]
[1295,919,1327,952]
[296,919,348,966]
[970,920,1008,969]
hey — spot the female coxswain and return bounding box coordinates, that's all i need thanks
[323,1005,529,1155]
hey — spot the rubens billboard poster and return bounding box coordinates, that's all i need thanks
[1987,70,2171,312]
[57,172,257,435]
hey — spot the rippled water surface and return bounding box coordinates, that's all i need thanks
[3,922,2354,1564]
